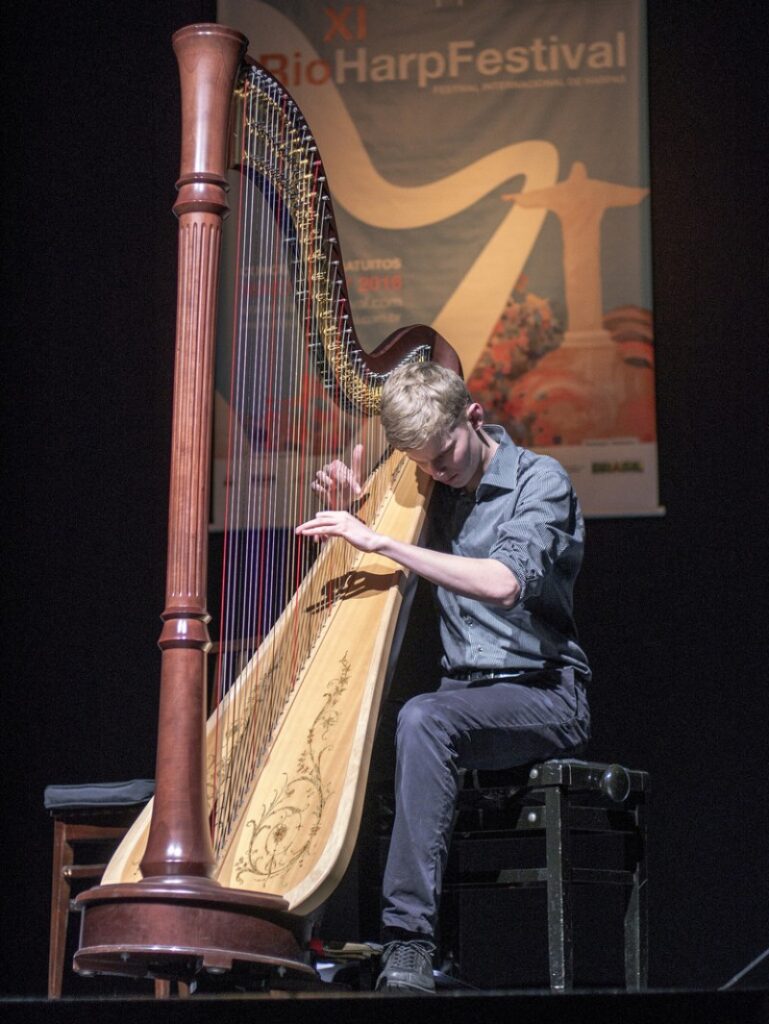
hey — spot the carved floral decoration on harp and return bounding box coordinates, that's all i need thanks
[234,653,351,884]
[207,661,277,849]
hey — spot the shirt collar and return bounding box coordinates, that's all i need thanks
[475,425,520,497]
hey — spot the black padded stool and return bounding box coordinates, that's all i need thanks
[45,780,155,998]
[441,758,649,991]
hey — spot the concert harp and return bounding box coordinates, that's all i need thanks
[74,22,459,982]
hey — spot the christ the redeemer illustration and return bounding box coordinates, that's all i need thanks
[504,161,648,336]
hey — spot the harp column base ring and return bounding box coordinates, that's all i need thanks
[73,877,315,982]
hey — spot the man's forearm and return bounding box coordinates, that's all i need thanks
[374,535,520,608]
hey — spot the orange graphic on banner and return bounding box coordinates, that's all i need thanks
[473,162,654,446]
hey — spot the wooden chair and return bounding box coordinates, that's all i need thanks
[45,780,161,998]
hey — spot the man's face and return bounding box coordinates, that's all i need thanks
[405,407,486,491]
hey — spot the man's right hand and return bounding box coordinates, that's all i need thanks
[311,443,365,510]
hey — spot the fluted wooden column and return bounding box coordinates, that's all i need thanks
[73,29,311,983]
[140,23,246,881]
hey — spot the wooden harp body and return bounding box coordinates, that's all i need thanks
[75,23,459,982]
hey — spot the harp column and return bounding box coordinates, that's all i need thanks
[73,25,313,983]
[139,22,245,882]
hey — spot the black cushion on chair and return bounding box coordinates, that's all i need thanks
[44,779,155,811]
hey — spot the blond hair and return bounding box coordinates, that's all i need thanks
[380,362,470,450]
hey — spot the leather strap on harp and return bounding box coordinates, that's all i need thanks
[74,22,460,982]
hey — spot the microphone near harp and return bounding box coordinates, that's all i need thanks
[74,22,460,984]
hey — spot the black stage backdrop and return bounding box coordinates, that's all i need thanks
[2,0,767,997]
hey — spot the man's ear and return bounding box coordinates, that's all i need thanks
[466,402,484,430]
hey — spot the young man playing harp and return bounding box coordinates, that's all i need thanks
[297,361,591,993]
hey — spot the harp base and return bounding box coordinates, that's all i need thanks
[73,877,315,983]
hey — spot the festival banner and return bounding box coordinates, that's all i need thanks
[215,0,661,521]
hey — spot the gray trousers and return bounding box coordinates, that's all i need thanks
[381,667,591,937]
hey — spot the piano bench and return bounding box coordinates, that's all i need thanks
[441,758,650,991]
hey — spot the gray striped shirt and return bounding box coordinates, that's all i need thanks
[429,425,590,679]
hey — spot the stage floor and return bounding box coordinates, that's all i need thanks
[3,988,768,1024]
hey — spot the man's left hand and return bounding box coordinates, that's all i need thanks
[296,510,380,553]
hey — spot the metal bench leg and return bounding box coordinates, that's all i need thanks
[624,796,648,990]
[545,786,573,991]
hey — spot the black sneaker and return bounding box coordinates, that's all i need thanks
[375,939,436,993]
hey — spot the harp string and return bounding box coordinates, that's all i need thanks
[210,69,254,833]
[229,78,278,822]
[212,74,299,845]
[209,64,421,857]
[211,74,254,841]
[227,70,280,838]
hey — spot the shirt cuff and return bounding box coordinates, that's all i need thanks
[490,555,528,604]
